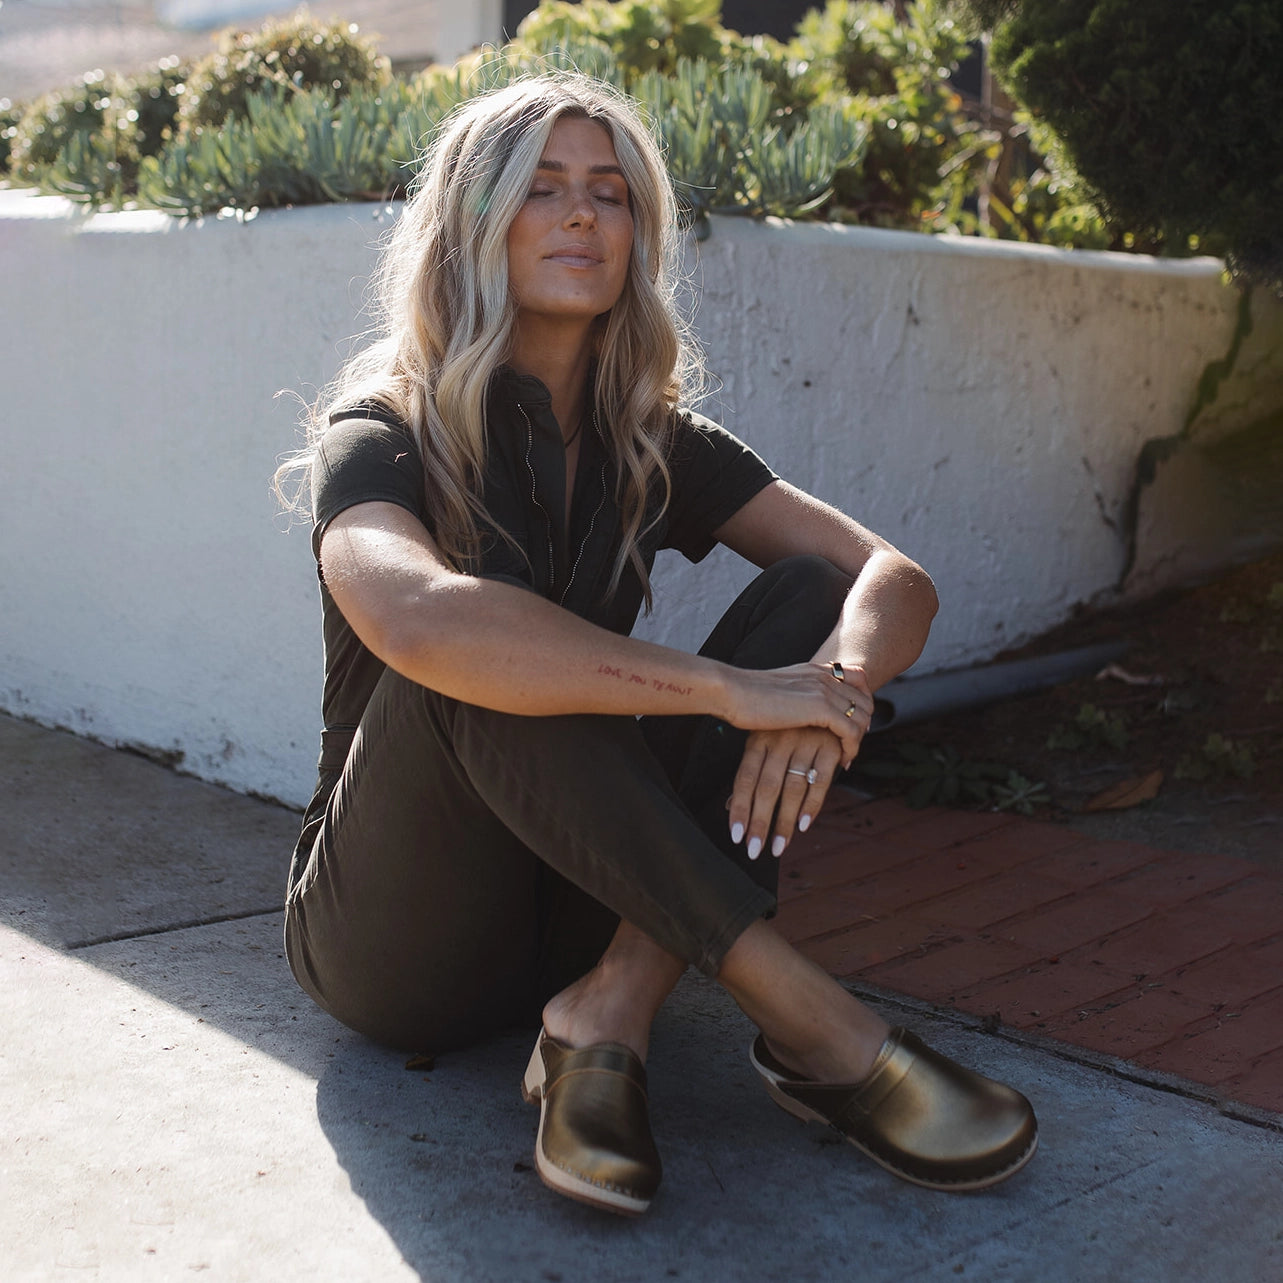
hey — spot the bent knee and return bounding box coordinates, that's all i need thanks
[763,553,852,612]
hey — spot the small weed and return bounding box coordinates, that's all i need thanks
[1174,732,1255,781]
[1158,689,1200,717]
[990,772,1051,815]
[1224,583,1283,649]
[1219,597,1258,625]
[1047,703,1128,752]
[861,742,1046,812]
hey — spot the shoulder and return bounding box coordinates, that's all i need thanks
[315,403,420,478]
[666,407,776,483]
[311,402,426,556]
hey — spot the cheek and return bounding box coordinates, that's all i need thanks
[612,215,635,276]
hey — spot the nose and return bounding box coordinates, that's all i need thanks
[563,185,596,228]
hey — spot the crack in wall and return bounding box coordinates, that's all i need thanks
[1117,286,1257,586]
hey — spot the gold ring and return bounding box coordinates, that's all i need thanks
[829,661,846,683]
[844,702,858,719]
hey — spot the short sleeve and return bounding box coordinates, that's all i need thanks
[311,412,427,560]
[661,411,778,563]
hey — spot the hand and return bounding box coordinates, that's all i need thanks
[720,662,874,766]
[729,726,845,861]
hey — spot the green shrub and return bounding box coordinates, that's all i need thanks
[795,1,978,228]
[634,59,866,226]
[995,114,1112,250]
[123,55,190,159]
[952,0,1283,286]
[0,97,22,175]
[19,0,1248,269]
[177,13,389,132]
[511,0,729,78]
[138,81,426,215]
[8,71,113,184]
[8,58,191,198]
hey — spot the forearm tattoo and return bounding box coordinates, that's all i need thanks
[597,663,692,697]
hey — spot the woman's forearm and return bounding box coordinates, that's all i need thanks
[378,571,736,719]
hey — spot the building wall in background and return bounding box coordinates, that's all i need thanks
[3,191,1277,806]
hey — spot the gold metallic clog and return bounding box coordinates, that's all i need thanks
[750,1028,1037,1191]
[521,1030,662,1215]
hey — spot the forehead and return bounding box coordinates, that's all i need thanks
[538,116,621,168]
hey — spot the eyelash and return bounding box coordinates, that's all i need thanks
[527,187,626,205]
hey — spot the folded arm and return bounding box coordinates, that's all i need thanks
[713,480,939,858]
[319,500,866,753]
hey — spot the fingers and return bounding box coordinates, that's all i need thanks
[728,734,767,855]
[728,729,844,861]
[773,737,843,852]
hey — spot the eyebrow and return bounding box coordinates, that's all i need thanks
[535,159,627,178]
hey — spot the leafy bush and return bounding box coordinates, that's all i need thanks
[952,0,1283,286]
[633,59,866,226]
[10,58,191,203]
[785,0,979,229]
[176,13,390,132]
[8,72,113,185]
[512,0,729,76]
[124,56,190,159]
[7,0,1232,268]
[0,97,24,175]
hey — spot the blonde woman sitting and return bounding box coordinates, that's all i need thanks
[282,73,1037,1216]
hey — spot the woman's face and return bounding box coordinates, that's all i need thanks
[506,116,634,334]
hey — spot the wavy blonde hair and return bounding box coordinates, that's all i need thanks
[290,72,701,608]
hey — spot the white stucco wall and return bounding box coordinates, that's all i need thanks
[2,190,1278,806]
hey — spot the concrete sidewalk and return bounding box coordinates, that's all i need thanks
[3,711,1281,1281]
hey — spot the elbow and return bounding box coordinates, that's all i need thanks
[913,563,940,622]
[875,549,939,621]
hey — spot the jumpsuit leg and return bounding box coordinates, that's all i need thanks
[284,555,851,1050]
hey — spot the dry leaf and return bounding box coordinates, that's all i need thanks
[1083,770,1164,812]
[1095,663,1165,686]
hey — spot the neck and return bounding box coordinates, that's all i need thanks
[508,319,596,443]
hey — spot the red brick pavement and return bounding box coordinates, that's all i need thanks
[779,791,1283,1114]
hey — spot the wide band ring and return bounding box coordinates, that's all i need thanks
[787,766,819,785]
[844,701,858,719]
[829,661,846,683]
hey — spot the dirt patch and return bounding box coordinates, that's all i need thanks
[853,550,1283,871]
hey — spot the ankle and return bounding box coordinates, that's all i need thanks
[763,1019,890,1085]
[542,966,656,1063]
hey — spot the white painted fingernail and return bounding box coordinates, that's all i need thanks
[731,822,744,845]
[772,835,786,858]
[799,814,811,832]
[747,836,762,860]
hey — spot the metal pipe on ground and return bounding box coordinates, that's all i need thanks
[869,640,1131,733]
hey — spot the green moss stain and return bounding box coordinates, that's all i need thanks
[1118,285,1277,584]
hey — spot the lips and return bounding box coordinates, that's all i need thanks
[546,245,604,266]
